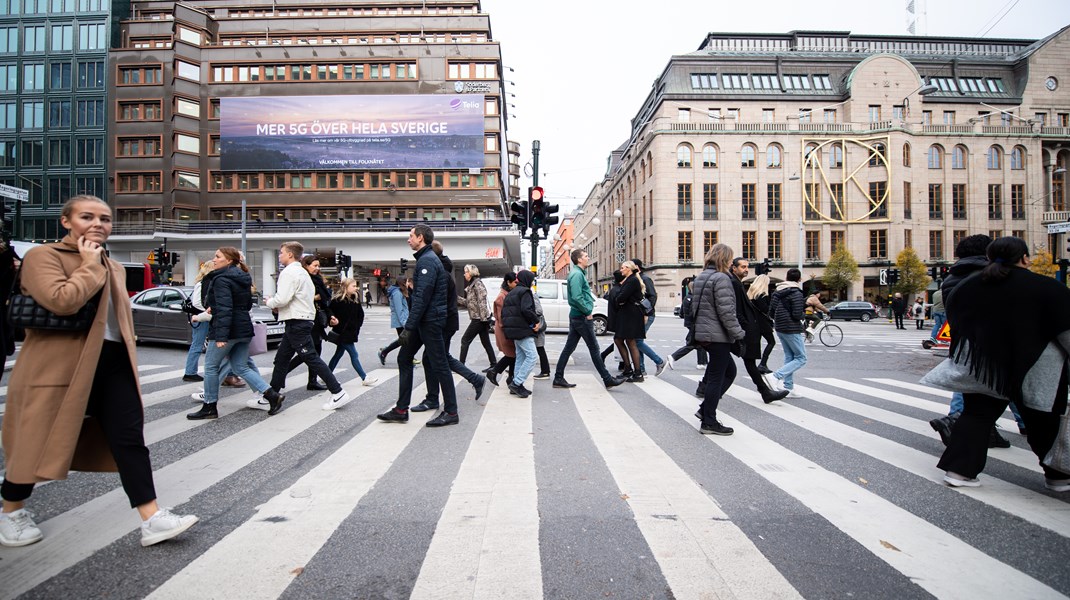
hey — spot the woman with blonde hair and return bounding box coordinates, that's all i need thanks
[1,195,197,547]
[746,273,777,373]
[326,277,378,386]
[182,260,216,382]
[613,260,647,382]
[690,243,745,435]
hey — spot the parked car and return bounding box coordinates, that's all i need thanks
[130,286,285,346]
[480,277,610,335]
[827,301,880,322]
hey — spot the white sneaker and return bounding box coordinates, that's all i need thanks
[767,375,786,393]
[361,377,379,387]
[322,390,353,411]
[0,509,43,547]
[666,356,676,370]
[943,472,981,488]
[1045,478,1070,492]
[141,508,198,547]
[696,364,705,370]
[190,392,206,402]
[787,388,802,398]
[245,396,271,411]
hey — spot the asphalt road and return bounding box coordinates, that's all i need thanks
[1,308,1067,600]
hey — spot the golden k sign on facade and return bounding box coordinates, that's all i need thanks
[801,136,892,223]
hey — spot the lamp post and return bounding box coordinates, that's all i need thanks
[789,173,802,270]
[902,80,940,119]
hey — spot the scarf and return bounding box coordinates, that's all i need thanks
[947,268,1070,402]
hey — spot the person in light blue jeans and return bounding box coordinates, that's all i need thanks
[632,260,666,376]
[774,331,807,391]
[183,262,215,381]
[766,268,807,395]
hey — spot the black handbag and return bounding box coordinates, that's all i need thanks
[7,265,101,332]
[325,329,341,344]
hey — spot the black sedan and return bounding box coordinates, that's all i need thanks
[827,301,880,322]
[130,286,285,346]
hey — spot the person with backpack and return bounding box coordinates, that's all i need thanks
[767,268,807,397]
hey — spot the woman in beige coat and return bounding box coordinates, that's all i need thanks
[0,195,197,548]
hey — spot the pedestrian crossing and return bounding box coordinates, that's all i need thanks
[1,362,1068,599]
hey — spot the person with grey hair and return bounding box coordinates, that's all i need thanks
[457,263,497,368]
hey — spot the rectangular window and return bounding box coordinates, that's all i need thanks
[21,139,42,166]
[799,109,811,123]
[175,132,199,153]
[869,229,887,259]
[0,27,17,53]
[119,65,161,85]
[0,140,14,166]
[76,99,103,127]
[767,183,781,219]
[116,172,161,192]
[1011,184,1025,219]
[677,231,692,262]
[805,183,821,220]
[1035,113,1047,126]
[823,109,837,123]
[892,105,904,120]
[768,230,782,260]
[78,23,105,50]
[762,108,774,123]
[702,183,717,219]
[952,183,967,219]
[922,110,932,125]
[830,230,845,253]
[690,73,718,89]
[903,181,912,219]
[48,138,70,166]
[741,183,755,219]
[75,137,102,165]
[1012,229,1026,244]
[47,176,70,205]
[741,231,756,260]
[929,230,944,260]
[703,231,718,255]
[77,61,104,88]
[953,230,967,250]
[677,183,692,220]
[23,26,44,52]
[117,136,161,156]
[22,100,44,128]
[678,108,690,122]
[51,24,72,51]
[943,111,956,125]
[118,100,162,121]
[48,99,70,127]
[869,181,887,218]
[988,229,1002,241]
[175,97,199,117]
[50,62,71,89]
[176,60,200,81]
[0,101,15,128]
[928,184,943,219]
[904,229,912,248]
[988,184,1002,219]
[805,230,820,260]
[830,183,844,220]
[868,105,881,122]
[23,63,43,90]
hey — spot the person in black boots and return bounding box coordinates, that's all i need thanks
[286,255,331,390]
[599,269,625,368]
[410,241,486,412]
[667,277,709,382]
[614,261,647,383]
[691,244,745,435]
[891,293,907,330]
[457,264,497,369]
[746,274,776,374]
[501,269,540,398]
[728,258,789,404]
[484,274,517,387]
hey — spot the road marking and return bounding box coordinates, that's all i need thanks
[410,377,542,600]
[638,376,1065,600]
[0,376,377,600]
[147,375,420,600]
[808,378,1017,431]
[571,375,802,600]
[866,377,953,399]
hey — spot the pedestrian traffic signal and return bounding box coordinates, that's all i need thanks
[755,258,772,275]
[510,200,529,236]
[170,251,180,267]
[887,268,900,285]
[541,200,559,235]
[939,265,950,280]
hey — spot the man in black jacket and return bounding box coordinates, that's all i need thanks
[632,259,667,376]
[377,225,458,427]
[501,269,540,398]
[928,234,1014,448]
[767,268,807,397]
[729,258,789,404]
[890,293,907,329]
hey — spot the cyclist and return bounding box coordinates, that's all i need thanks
[803,292,830,331]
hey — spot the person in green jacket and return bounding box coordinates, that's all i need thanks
[551,249,626,390]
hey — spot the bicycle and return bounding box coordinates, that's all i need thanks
[804,314,843,347]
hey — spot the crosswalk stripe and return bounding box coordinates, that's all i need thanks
[866,377,953,399]
[637,376,1065,599]
[783,379,1042,474]
[0,364,168,412]
[0,376,378,600]
[808,378,1019,431]
[146,376,418,600]
[410,378,542,600]
[717,381,1070,535]
[571,374,802,600]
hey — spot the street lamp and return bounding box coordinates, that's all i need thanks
[789,173,803,270]
[903,80,940,118]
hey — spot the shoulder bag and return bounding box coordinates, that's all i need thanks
[6,261,101,332]
[248,322,269,356]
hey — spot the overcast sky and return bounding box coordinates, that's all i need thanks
[481,0,1070,214]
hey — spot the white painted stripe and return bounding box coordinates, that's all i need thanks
[0,363,167,403]
[809,378,1018,431]
[637,376,1064,599]
[411,377,542,600]
[866,377,953,399]
[0,375,380,600]
[147,378,424,600]
[779,380,1042,474]
[571,375,801,600]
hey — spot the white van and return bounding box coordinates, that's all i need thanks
[480,277,610,335]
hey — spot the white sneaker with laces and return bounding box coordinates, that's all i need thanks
[245,396,271,411]
[943,472,981,488]
[361,377,379,387]
[696,364,705,370]
[787,388,802,398]
[767,375,786,393]
[1045,478,1070,492]
[322,390,353,411]
[0,509,43,547]
[190,392,206,402]
[666,356,676,370]
[141,508,198,547]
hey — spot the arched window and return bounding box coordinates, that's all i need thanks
[902,142,911,167]
[766,144,782,168]
[647,151,653,176]
[741,143,756,168]
[676,144,692,168]
[702,144,718,168]
[868,142,886,167]
[952,145,967,170]
[829,143,843,168]
[1010,146,1025,170]
[987,145,1003,169]
[640,159,646,182]
[928,145,943,169]
[804,142,820,164]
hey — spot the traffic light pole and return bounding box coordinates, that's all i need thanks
[530,140,541,270]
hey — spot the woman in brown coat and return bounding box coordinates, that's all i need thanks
[483,273,517,387]
[0,195,197,548]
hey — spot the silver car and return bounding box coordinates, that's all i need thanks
[130,286,285,346]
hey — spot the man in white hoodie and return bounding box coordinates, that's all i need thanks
[267,241,350,412]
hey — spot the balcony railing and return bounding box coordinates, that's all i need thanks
[1042,211,1070,224]
[110,218,516,237]
[653,120,1043,137]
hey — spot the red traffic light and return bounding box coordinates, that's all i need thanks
[529,186,544,202]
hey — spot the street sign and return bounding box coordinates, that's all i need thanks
[879,268,888,286]
[0,183,28,203]
[1046,221,1070,234]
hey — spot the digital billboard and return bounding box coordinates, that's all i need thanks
[220,94,485,171]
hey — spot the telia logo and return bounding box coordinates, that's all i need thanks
[450,98,482,110]
[450,99,462,110]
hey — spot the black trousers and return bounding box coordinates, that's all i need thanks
[287,316,325,384]
[396,321,457,414]
[270,320,341,393]
[938,369,1069,480]
[670,342,709,365]
[382,327,405,356]
[1,341,156,508]
[894,313,905,329]
[698,342,736,425]
[459,320,497,366]
[423,329,480,405]
[759,328,776,366]
[742,358,771,393]
[490,355,515,381]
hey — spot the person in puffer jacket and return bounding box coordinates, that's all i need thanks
[767,268,807,397]
[690,243,745,436]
